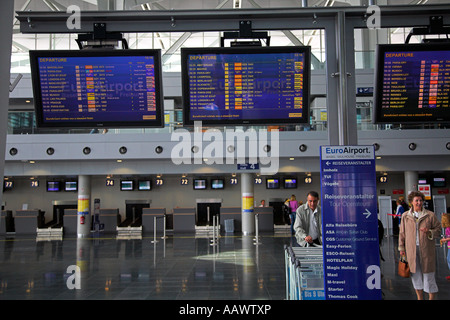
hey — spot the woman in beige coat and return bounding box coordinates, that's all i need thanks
[398,191,441,300]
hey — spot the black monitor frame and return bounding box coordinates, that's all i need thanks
[29,49,164,128]
[283,177,298,189]
[46,180,61,192]
[373,43,450,124]
[138,180,152,191]
[181,46,311,126]
[64,181,78,192]
[193,179,207,190]
[266,177,280,189]
[211,178,225,190]
[120,180,134,191]
[432,176,446,187]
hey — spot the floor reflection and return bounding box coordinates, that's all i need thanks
[0,234,289,300]
[0,233,448,300]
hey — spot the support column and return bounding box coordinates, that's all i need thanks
[241,173,254,235]
[0,1,14,213]
[77,175,91,238]
[404,171,418,198]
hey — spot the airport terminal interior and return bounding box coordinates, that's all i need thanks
[0,0,450,301]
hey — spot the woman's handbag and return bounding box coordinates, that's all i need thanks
[442,213,450,228]
[398,256,410,278]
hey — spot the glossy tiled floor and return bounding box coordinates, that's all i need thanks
[0,232,448,300]
[379,234,450,300]
[0,233,287,300]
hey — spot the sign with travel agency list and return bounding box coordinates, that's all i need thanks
[320,146,381,300]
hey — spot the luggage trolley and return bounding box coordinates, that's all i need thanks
[296,260,324,300]
[284,245,325,300]
[284,246,317,298]
[292,248,323,300]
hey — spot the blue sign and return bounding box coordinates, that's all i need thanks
[302,289,326,300]
[356,87,374,95]
[320,146,381,300]
[237,163,259,170]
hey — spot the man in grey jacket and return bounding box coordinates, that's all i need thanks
[294,191,322,247]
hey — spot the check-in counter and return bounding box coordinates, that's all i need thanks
[99,209,120,233]
[0,210,14,235]
[173,207,195,233]
[254,206,274,232]
[15,210,45,235]
[63,208,78,235]
[219,207,242,233]
[65,208,120,234]
[218,207,274,233]
[142,208,166,234]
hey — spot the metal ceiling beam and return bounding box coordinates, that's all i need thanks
[162,31,191,64]
[13,0,32,27]
[142,0,230,63]
[247,0,323,68]
[16,5,450,34]
[42,0,67,12]
[12,40,30,52]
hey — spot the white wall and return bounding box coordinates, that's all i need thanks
[2,174,322,221]
[3,172,449,222]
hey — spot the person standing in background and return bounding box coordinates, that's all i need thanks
[439,213,450,281]
[398,191,441,300]
[286,195,299,235]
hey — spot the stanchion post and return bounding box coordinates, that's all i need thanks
[216,215,220,238]
[215,215,219,245]
[151,216,159,244]
[210,214,217,246]
[161,214,168,239]
[253,213,261,245]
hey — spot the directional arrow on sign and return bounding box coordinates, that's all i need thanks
[363,209,372,219]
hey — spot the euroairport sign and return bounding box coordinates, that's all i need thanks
[320,146,381,300]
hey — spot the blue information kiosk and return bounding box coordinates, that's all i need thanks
[320,145,382,300]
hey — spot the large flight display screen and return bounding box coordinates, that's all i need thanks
[30,49,164,128]
[373,43,450,123]
[181,46,311,125]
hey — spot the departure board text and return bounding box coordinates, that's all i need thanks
[36,55,159,125]
[185,51,308,124]
[376,47,450,123]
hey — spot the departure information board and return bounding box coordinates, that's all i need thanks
[30,50,164,128]
[181,46,311,125]
[373,43,450,123]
